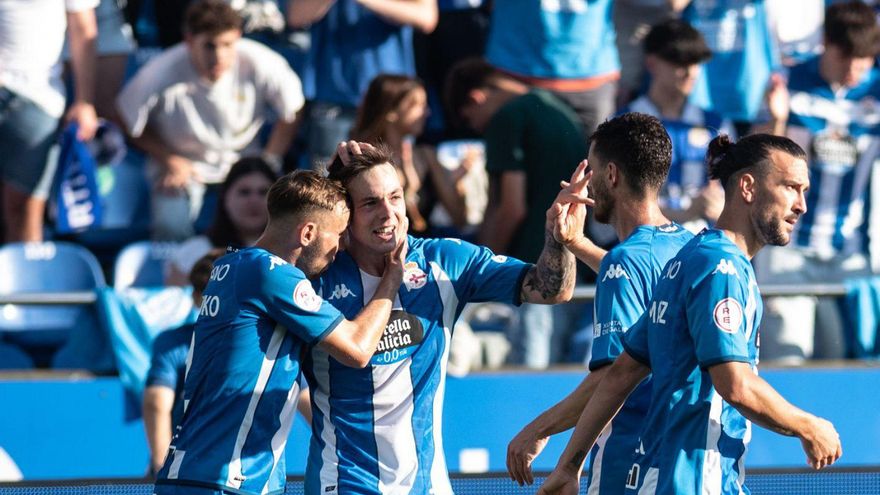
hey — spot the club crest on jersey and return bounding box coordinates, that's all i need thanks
[293,279,322,312]
[712,259,738,277]
[404,262,427,290]
[713,298,743,333]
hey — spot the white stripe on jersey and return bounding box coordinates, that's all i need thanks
[737,419,752,495]
[226,325,286,489]
[587,424,613,495]
[372,359,418,493]
[182,331,196,415]
[702,392,724,495]
[263,371,301,495]
[312,348,340,492]
[744,280,757,343]
[168,449,185,479]
[429,262,456,495]
[789,91,880,128]
[638,467,659,495]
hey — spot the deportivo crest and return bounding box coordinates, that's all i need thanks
[293,279,322,312]
[713,298,744,333]
[404,262,427,290]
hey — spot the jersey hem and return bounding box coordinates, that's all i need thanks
[621,340,650,366]
[699,355,750,369]
[588,358,614,372]
[512,263,533,306]
[311,313,345,345]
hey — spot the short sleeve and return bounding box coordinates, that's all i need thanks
[256,261,345,345]
[484,100,527,175]
[438,239,531,306]
[622,312,651,367]
[65,0,98,12]
[145,328,189,389]
[685,260,751,368]
[251,43,305,122]
[590,255,646,370]
[115,49,183,137]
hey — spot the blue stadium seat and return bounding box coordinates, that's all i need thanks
[0,242,107,366]
[113,241,178,290]
[0,341,34,369]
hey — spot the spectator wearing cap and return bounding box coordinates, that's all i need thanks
[117,0,304,241]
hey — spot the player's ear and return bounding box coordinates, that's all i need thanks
[299,222,317,246]
[739,172,757,203]
[607,161,619,188]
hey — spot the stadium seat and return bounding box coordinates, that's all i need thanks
[0,341,34,369]
[113,241,178,290]
[0,242,107,366]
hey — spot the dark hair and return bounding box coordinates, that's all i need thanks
[444,57,500,124]
[184,0,242,37]
[189,248,226,293]
[351,75,425,143]
[266,170,347,220]
[326,144,396,188]
[644,19,712,66]
[206,157,278,248]
[589,112,672,195]
[825,1,880,57]
[706,134,806,189]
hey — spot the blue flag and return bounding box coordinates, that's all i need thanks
[53,123,103,234]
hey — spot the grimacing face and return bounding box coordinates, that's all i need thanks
[298,201,350,278]
[346,163,407,255]
[750,151,809,247]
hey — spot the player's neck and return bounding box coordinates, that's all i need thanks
[714,211,763,259]
[254,229,299,267]
[347,242,386,277]
[613,196,670,241]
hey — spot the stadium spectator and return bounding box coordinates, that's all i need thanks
[303,142,581,494]
[350,74,468,236]
[152,170,406,495]
[622,19,730,232]
[445,57,588,369]
[485,0,618,140]
[116,0,304,241]
[507,113,694,492]
[683,0,778,130]
[287,0,437,169]
[166,157,277,285]
[0,0,98,242]
[539,134,842,495]
[757,0,880,362]
[612,0,678,107]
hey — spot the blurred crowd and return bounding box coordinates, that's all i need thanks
[2,0,880,372]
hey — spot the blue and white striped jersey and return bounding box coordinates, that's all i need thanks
[622,229,762,495]
[785,56,880,260]
[623,97,731,217]
[304,236,530,495]
[586,223,693,495]
[154,248,344,495]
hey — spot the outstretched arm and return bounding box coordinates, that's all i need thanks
[538,352,650,495]
[709,362,842,469]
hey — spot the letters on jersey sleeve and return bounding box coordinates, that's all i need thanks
[685,256,754,367]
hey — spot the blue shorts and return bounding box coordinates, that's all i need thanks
[0,87,60,198]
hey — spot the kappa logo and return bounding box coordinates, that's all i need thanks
[268,255,287,271]
[602,263,629,282]
[712,259,738,277]
[327,284,355,301]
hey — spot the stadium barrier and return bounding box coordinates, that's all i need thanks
[2,468,880,495]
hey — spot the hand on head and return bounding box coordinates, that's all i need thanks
[332,140,380,167]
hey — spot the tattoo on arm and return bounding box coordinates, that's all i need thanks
[522,230,574,300]
[568,449,588,470]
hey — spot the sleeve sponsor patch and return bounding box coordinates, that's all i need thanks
[293,279,323,312]
[713,298,744,333]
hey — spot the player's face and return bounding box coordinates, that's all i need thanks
[299,201,350,278]
[587,144,614,224]
[346,163,407,255]
[751,151,809,246]
[185,29,241,82]
[224,172,272,236]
